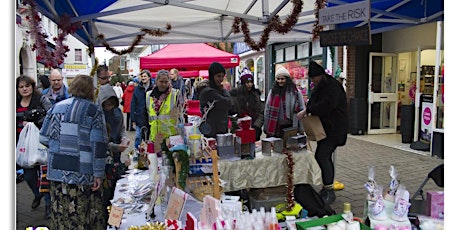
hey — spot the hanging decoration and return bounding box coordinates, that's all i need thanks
[283,149,295,211]
[232,0,303,51]
[312,0,327,40]
[97,25,172,56]
[23,0,81,68]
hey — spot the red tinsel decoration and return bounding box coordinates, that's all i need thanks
[283,149,295,211]
[312,0,327,40]
[97,24,172,56]
[232,0,303,51]
[24,0,81,68]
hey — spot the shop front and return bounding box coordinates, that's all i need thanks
[343,21,444,156]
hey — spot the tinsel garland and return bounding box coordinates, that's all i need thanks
[312,0,327,40]
[232,0,303,51]
[24,0,81,68]
[97,25,172,56]
[283,149,295,211]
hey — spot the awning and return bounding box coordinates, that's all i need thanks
[140,43,239,71]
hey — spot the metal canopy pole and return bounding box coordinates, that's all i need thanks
[430,21,443,153]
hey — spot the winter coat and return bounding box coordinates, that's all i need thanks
[97,84,128,159]
[39,97,108,185]
[130,81,154,128]
[306,74,348,146]
[229,86,264,129]
[199,86,234,138]
[122,84,135,113]
[42,85,70,105]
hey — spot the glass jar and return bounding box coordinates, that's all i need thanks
[188,134,202,158]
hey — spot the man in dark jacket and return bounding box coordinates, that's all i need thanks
[130,70,154,148]
[306,61,348,205]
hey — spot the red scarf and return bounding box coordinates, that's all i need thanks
[265,94,281,136]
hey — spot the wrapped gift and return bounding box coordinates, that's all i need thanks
[426,191,444,219]
[235,128,256,144]
[261,137,283,156]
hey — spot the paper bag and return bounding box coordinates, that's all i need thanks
[301,115,326,141]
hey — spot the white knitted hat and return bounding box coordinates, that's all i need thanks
[275,66,290,78]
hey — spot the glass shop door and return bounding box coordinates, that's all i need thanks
[367,52,398,134]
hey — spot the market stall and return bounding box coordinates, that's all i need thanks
[140,43,240,72]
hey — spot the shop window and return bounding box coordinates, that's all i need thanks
[75,49,82,62]
[311,40,322,56]
[275,49,284,62]
[256,56,265,101]
[297,43,310,59]
[285,46,295,61]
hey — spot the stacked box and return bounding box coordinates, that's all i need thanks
[216,133,239,159]
[286,135,307,150]
[235,136,255,159]
[235,128,256,144]
[261,137,283,156]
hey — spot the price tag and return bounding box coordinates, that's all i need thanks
[108,205,124,228]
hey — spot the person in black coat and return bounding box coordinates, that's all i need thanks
[199,62,235,138]
[306,61,348,205]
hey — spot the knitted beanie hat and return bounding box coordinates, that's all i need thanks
[275,66,291,78]
[308,61,326,77]
[208,62,226,79]
[240,68,254,84]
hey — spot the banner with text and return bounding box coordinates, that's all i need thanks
[319,25,371,47]
[319,0,370,26]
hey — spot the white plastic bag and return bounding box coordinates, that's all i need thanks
[16,122,48,168]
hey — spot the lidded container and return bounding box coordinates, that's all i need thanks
[188,134,202,158]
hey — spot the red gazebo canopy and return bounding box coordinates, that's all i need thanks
[140,43,240,72]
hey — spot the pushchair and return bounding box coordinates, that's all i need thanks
[409,164,444,215]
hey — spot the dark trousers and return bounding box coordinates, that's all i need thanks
[314,137,338,186]
[125,112,131,130]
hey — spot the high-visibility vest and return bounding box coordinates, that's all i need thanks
[146,89,179,141]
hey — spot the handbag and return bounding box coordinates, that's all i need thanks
[16,122,49,168]
[301,115,327,141]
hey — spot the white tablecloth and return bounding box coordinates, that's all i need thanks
[218,149,323,192]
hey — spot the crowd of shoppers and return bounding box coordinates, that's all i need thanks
[16,60,349,226]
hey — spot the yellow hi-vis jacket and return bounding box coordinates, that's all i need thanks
[146,88,180,142]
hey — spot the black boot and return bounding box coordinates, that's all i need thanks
[320,187,336,205]
[45,204,51,219]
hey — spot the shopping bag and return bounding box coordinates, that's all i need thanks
[301,115,326,141]
[16,122,48,168]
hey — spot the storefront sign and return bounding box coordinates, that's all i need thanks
[319,0,370,26]
[62,64,89,77]
[319,25,371,47]
[420,95,433,143]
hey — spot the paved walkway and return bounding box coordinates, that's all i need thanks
[15,133,444,229]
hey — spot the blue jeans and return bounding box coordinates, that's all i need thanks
[23,166,51,206]
[135,126,148,149]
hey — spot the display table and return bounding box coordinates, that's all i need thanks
[218,149,322,192]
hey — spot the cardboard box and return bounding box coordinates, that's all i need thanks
[426,191,444,219]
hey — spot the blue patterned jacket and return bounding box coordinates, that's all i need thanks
[39,97,109,185]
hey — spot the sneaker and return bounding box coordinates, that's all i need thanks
[31,195,43,209]
[320,188,336,205]
[333,180,345,191]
